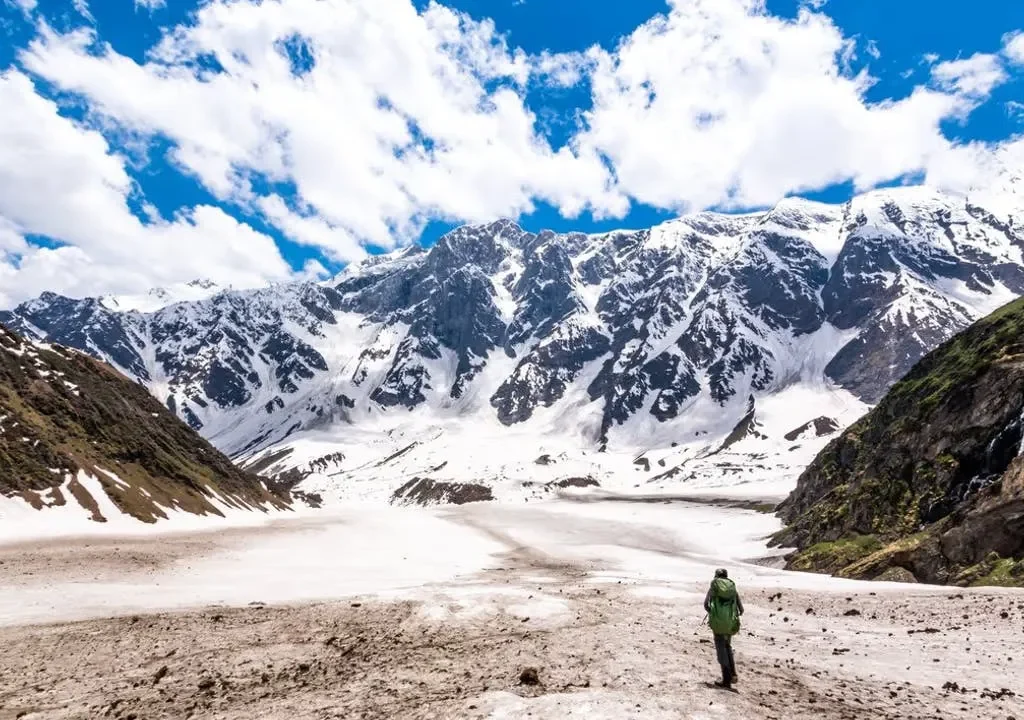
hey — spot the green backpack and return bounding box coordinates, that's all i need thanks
[708,578,741,636]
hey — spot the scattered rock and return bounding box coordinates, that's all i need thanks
[875,566,918,584]
[981,688,1017,701]
[519,667,540,686]
[784,416,839,442]
[390,478,493,506]
[152,665,169,686]
[843,609,861,617]
[546,476,599,490]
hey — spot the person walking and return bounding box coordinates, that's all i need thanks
[704,568,743,689]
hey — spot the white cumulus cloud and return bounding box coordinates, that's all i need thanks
[931,53,1007,98]
[72,0,93,21]
[7,0,36,17]
[573,0,977,210]
[1004,31,1024,65]
[0,70,292,307]
[0,0,1021,305]
[20,1,623,253]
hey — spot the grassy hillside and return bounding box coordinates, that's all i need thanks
[1,324,289,523]
[775,298,1024,586]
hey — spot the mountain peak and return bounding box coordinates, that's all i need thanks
[99,279,225,313]
[186,278,220,290]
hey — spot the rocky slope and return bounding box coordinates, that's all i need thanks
[0,324,289,525]
[2,183,1023,499]
[775,298,1024,586]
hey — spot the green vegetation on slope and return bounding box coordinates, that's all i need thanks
[775,297,1024,586]
[1,324,289,522]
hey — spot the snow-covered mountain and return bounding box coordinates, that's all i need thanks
[99,279,227,313]
[3,184,1023,503]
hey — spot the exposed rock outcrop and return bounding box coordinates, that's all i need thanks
[390,478,494,506]
[775,298,1024,586]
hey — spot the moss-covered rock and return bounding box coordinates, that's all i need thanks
[954,554,1024,588]
[775,297,1024,586]
[788,535,883,575]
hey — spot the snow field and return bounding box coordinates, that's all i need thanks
[0,497,952,628]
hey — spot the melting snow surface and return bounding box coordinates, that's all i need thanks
[0,470,290,545]
[0,498,942,627]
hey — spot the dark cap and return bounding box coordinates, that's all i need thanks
[714,568,728,578]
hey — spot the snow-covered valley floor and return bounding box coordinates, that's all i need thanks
[1,496,1022,719]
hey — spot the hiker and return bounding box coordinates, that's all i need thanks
[704,568,743,688]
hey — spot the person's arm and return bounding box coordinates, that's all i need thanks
[703,587,712,613]
[736,592,744,615]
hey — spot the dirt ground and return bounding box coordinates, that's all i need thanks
[1,523,1023,720]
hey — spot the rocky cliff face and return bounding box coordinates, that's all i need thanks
[775,298,1024,586]
[0,324,289,524]
[1,185,1022,486]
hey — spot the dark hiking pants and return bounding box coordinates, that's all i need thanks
[714,634,736,683]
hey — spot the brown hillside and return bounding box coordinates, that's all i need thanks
[1,324,289,524]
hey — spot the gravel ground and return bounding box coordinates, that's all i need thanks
[1,503,1023,719]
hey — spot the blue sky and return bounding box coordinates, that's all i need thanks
[0,0,1022,305]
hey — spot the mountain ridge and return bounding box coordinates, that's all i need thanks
[2,182,1023,502]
